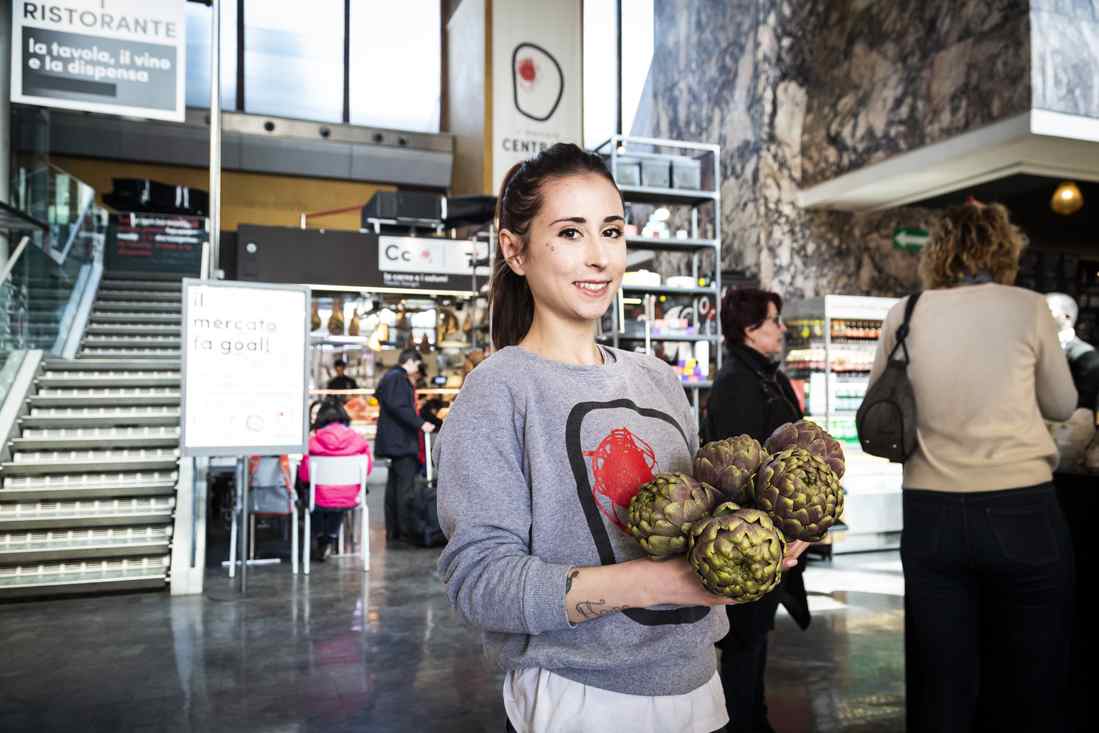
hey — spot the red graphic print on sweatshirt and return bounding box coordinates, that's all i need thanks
[583,428,657,533]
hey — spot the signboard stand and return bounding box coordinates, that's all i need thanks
[182,279,311,594]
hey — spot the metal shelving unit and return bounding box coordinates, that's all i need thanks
[593,136,722,421]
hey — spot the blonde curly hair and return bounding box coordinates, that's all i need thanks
[919,202,1027,289]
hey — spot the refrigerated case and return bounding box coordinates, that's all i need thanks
[783,295,903,554]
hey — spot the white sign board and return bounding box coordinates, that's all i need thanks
[181,280,310,456]
[491,0,582,192]
[10,0,186,121]
[378,236,479,276]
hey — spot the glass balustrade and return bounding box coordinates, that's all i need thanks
[1,166,104,405]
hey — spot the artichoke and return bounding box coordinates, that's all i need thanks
[694,435,767,505]
[688,503,786,602]
[753,447,844,542]
[764,419,846,478]
[627,473,721,558]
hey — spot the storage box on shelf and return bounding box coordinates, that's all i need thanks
[783,295,902,554]
[592,136,722,420]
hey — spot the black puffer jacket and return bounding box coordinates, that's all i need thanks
[705,343,811,641]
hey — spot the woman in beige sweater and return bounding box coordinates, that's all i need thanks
[868,202,1076,733]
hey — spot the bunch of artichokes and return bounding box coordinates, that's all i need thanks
[764,419,846,478]
[688,503,786,602]
[624,421,846,602]
[693,435,766,505]
[626,473,721,558]
[753,447,844,542]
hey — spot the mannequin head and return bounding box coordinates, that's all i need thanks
[1046,292,1080,350]
[1046,292,1079,330]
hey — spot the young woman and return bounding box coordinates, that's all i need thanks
[436,143,806,733]
[297,399,372,560]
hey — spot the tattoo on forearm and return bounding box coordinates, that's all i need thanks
[565,569,580,595]
[574,598,628,619]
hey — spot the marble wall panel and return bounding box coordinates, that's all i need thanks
[634,0,1030,299]
[1032,1,1099,117]
[801,0,1031,186]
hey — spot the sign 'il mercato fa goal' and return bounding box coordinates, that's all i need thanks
[181,280,311,457]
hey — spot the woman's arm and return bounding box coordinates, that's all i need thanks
[563,544,811,625]
[1034,299,1077,421]
[436,373,577,634]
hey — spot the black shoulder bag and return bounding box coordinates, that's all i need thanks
[856,292,922,462]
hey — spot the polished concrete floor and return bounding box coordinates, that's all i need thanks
[0,486,906,732]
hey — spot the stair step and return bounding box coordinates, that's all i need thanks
[0,556,169,597]
[0,496,175,530]
[78,348,182,359]
[1,470,178,500]
[0,526,172,563]
[14,426,180,450]
[99,280,182,292]
[29,388,181,407]
[104,270,184,282]
[21,406,180,429]
[46,359,182,371]
[85,323,181,336]
[82,336,182,349]
[2,449,179,476]
[27,308,65,319]
[38,372,180,389]
[97,290,182,303]
[90,311,180,324]
[93,301,182,313]
[0,482,177,502]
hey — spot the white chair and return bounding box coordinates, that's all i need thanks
[304,455,370,575]
[228,458,298,576]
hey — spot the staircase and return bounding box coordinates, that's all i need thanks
[0,271,184,598]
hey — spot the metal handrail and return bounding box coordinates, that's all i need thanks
[51,194,96,265]
[0,236,31,286]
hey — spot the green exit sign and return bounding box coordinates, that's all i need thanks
[893,227,929,253]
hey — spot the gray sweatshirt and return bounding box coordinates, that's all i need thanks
[436,346,728,696]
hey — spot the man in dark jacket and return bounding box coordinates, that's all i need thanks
[705,288,811,733]
[375,347,434,542]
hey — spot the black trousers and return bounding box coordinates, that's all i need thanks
[384,455,419,540]
[718,597,777,732]
[902,485,1074,733]
[312,508,345,542]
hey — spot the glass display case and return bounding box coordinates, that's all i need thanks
[783,295,903,554]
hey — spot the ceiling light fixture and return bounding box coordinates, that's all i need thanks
[1051,181,1084,215]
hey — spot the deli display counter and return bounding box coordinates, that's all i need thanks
[783,295,903,554]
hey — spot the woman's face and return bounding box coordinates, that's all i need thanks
[500,173,626,328]
[744,302,786,357]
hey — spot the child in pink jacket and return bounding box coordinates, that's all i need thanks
[297,400,373,560]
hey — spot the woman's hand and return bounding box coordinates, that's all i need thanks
[563,545,813,625]
[635,557,736,608]
[783,540,810,569]
[563,557,732,625]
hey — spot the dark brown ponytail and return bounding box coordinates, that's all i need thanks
[490,143,619,350]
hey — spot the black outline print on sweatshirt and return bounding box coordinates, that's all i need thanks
[566,399,709,627]
[512,42,565,122]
